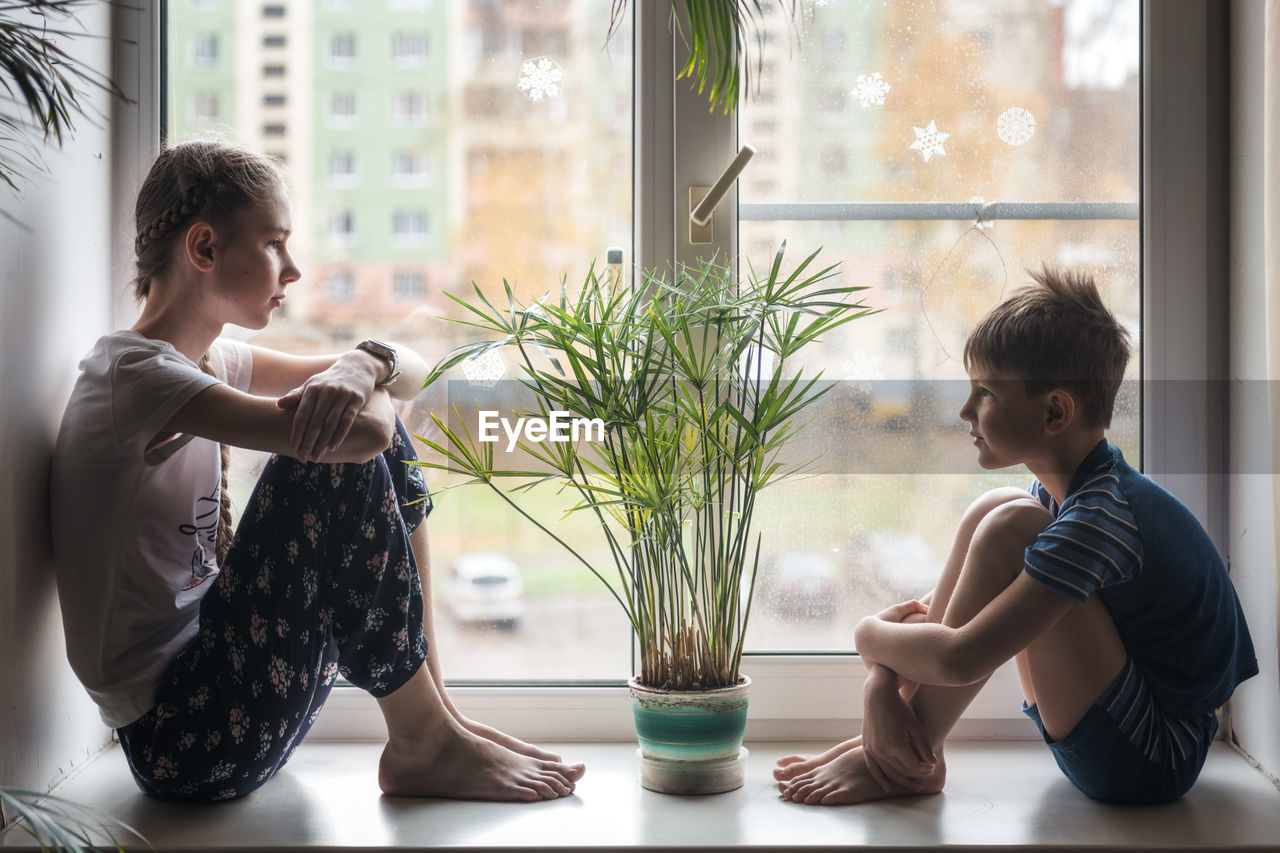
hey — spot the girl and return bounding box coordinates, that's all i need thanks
[50,140,584,803]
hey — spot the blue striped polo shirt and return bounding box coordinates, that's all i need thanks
[1024,440,1257,732]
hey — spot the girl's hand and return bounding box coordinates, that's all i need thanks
[276,353,381,461]
[861,670,937,792]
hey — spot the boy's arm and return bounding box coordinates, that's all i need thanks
[854,573,1075,687]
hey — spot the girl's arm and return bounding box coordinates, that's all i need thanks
[854,573,1075,687]
[162,382,396,464]
[245,341,428,459]
[247,342,429,400]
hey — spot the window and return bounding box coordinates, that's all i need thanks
[326,270,356,302]
[190,34,218,69]
[393,270,427,301]
[391,209,428,243]
[262,123,286,138]
[390,91,430,126]
[329,90,356,125]
[163,1,1161,731]
[190,92,218,127]
[390,149,430,186]
[262,64,286,78]
[329,210,355,246]
[263,93,286,107]
[732,0,1140,655]
[328,32,356,67]
[262,4,285,18]
[263,34,287,49]
[392,32,429,67]
[328,149,357,184]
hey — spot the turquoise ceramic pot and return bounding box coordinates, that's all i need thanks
[628,676,750,765]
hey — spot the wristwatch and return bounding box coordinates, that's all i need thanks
[356,338,402,386]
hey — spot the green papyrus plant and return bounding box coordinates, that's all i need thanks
[417,245,874,690]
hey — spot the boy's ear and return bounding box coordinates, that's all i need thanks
[184,221,217,272]
[1043,388,1076,434]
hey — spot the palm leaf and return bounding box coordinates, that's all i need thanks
[609,0,797,114]
[0,1,131,196]
[0,786,146,853]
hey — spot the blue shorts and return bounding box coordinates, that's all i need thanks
[1022,659,1218,805]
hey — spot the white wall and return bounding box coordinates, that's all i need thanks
[1227,0,1280,781]
[0,2,121,827]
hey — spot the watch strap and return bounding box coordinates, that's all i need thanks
[356,339,402,386]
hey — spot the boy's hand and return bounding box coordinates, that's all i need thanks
[875,599,930,624]
[861,666,937,792]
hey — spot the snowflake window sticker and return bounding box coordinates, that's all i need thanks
[517,56,564,102]
[852,72,891,109]
[909,120,949,162]
[461,349,507,389]
[997,107,1036,146]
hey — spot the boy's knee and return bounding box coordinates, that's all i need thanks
[974,499,1052,550]
[962,487,1037,529]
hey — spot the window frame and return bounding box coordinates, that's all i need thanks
[127,0,1220,742]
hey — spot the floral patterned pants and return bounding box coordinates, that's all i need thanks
[117,421,431,802]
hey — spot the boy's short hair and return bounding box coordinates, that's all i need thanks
[963,266,1131,428]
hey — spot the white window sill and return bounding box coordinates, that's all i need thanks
[2,740,1274,851]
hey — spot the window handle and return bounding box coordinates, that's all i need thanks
[689,143,756,244]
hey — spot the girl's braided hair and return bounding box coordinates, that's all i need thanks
[133,141,284,565]
[132,139,284,300]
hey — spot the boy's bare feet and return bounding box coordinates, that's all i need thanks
[773,735,862,782]
[777,745,945,806]
[378,724,585,801]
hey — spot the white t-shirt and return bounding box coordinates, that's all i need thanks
[51,331,253,728]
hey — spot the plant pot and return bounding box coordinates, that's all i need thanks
[627,675,750,795]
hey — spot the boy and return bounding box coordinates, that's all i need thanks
[774,267,1257,806]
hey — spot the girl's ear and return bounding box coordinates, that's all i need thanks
[1043,388,1076,434]
[185,221,217,272]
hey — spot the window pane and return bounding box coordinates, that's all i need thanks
[168,0,634,682]
[738,0,1141,652]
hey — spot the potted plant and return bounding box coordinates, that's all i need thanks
[417,245,873,793]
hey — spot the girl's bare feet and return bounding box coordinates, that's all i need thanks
[773,735,862,782]
[378,724,585,801]
[778,745,945,806]
[454,715,569,765]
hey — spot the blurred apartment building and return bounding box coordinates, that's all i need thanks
[167,0,1131,382]
[168,0,629,347]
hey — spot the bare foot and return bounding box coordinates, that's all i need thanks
[379,726,585,801]
[778,745,945,806]
[456,716,575,769]
[773,735,862,782]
